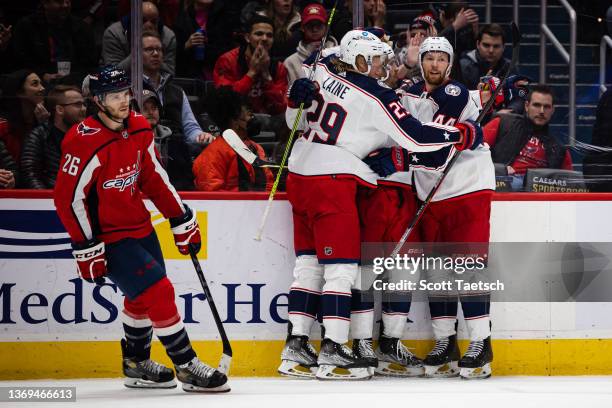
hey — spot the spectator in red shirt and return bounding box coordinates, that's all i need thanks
[213,14,288,115]
[483,84,572,177]
[192,87,273,192]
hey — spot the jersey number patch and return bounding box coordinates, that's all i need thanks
[388,101,408,119]
[62,154,81,176]
[304,94,347,145]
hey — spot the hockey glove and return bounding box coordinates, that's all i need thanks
[170,204,201,255]
[479,75,505,109]
[72,239,107,285]
[504,74,531,104]
[288,78,319,109]
[455,119,483,151]
[363,146,410,177]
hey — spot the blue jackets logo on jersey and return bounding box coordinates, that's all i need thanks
[444,84,461,96]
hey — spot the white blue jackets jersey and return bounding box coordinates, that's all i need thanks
[286,56,462,186]
[398,80,495,201]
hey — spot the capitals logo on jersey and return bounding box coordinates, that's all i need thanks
[77,122,101,136]
[102,151,141,194]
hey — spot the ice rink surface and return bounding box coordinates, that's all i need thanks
[2,376,612,408]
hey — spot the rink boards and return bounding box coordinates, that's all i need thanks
[1,191,612,379]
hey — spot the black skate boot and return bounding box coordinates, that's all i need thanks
[352,338,378,376]
[278,333,319,379]
[375,336,424,377]
[423,334,460,378]
[316,338,372,380]
[121,338,177,389]
[459,336,493,379]
[175,357,230,392]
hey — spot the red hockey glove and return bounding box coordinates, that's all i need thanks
[170,204,201,255]
[455,119,483,151]
[72,240,107,284]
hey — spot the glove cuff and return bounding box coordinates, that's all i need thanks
[72,240,105,260]
[170,205,197,233]
[455,122,475,151]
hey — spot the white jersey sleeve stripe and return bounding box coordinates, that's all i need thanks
[71,154,101,241]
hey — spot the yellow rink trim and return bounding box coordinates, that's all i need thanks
[2,338,612,380]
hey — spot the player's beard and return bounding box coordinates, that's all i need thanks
[424,70,445,87]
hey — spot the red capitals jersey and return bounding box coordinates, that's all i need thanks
[54,111,185,245]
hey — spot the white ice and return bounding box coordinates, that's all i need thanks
[1,376,612,408]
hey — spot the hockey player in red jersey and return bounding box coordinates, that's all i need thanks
[278,31,483,380]
[53,66,229,392]
[393,37,494,379]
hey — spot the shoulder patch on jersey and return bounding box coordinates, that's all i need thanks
[77,122,101,136]
[444,84,462,97]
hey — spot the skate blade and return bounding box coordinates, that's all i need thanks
[315,365,372,380]
[124,377,177,389]
[460,363,492,380]
[278,360,317,379]
[424,361,459,378]
[182,382,231,393]
[375,361,424,377]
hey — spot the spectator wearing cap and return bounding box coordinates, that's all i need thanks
[284,3,338,85]
[460,23,517,90]
[11,0,97,84]
[213,14,288,115]
[257,0,301,61]
[141,30,214,151]
[141,89,195,190]
[396,14,436,84]
[20,85,86,189]
[193,86,273,192]
[102,1,177,75]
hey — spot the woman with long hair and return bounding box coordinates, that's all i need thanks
[258,0,301,60]
[0,69,48,172]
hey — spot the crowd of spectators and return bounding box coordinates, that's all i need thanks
[0,0,610,192]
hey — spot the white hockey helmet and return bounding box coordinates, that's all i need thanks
[418,36,454,79]
[339,30,387,75]
[379,42,395,81]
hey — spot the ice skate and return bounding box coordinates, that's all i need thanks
[175,357,230,392]
[278,334,318,378]
[423,335,460,378]
[121,339,177,389]
[315,338,372,380]
[459,336,493,380]
[375,336,424,377]
[352,338,378,376]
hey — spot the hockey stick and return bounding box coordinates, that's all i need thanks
[222,129,280,168]
[188,247,233,375]
[389,22,522,258]
[254,0,339,241]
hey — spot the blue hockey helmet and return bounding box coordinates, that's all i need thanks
[88,65,131,97]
